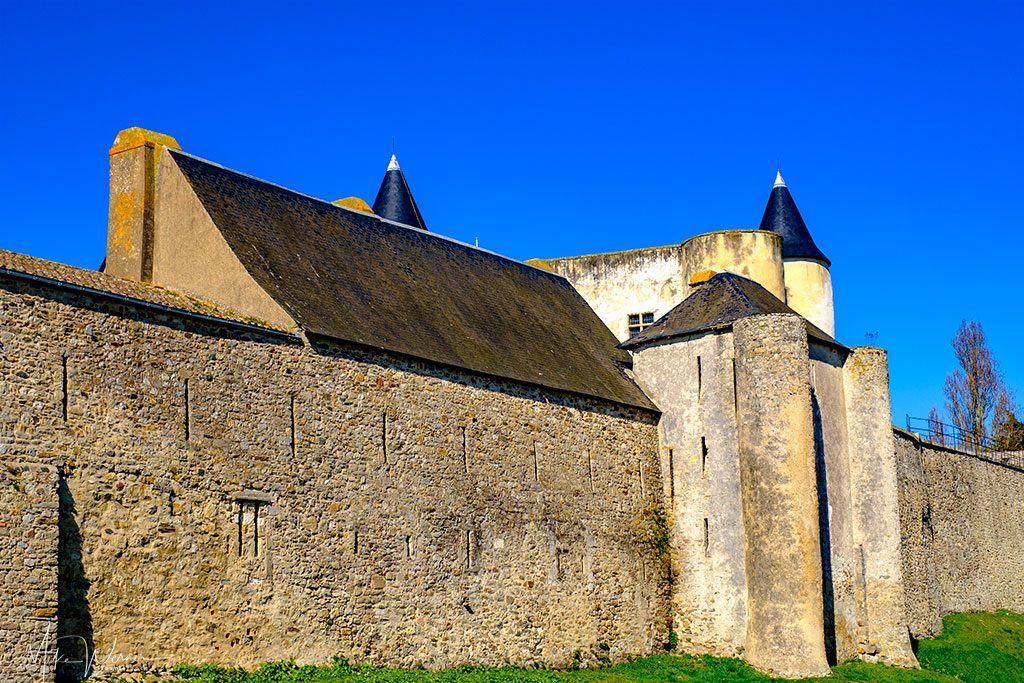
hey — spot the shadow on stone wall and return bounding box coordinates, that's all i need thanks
[811,392,837,666]
[57,468,93,683]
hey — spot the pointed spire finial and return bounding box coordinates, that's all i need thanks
[373,152,428,231]
[774,170,786,188]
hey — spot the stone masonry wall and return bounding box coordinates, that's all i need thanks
[895,429,1024,637]
[0,275,665,679]
[0,463,59,683]
[733,314,830,679]
[631,331,748,657]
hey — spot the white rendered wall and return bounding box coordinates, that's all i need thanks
[681,231,786,301]
[783,260,835,337]
[530,246,686,342]
[632,331,748,656]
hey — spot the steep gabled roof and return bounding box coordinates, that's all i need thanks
[371,154,428,231]
[758,172,830,266]
[168,149,654,410]
[619,272,841,350]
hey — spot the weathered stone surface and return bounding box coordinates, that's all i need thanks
[632,330,747,656]
[0,275,665,679]
[734,314,829,679]
[0,463,59,683]
[895,429,1024,637]
[843,349,916,667]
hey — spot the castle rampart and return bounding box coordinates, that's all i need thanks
[734,314,830,678]
[0,272,665,680]
[631,330,748,656]
[5,128,1024,682]
[895,429,1024,638]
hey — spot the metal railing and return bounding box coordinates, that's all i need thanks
[905,415,1024,471]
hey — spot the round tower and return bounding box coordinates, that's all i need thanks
[759,172,835,336]
[680,229,786,301]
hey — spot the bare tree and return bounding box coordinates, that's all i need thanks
[943,320,1005,445]
[927,406,946,446]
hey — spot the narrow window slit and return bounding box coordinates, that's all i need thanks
[289,394,297,458]
[732,359,738,413]
[382,412,388,464]
[701,437,708,473]
[236,503,243,557]
[461,426,469,474]
[668,448,675,506]
[252,503,259,558]
[354,529,359,555]
[183,378,191,440]
[465,530,473,569]
[697,355,703,400]
[60,353,68,422]
[405,535,412,558]
[703,518,710,556]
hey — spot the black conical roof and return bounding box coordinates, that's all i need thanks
[372,155,427,231]
[758,172,829,267]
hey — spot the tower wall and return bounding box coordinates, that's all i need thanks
[733,314,830,678]
[844,348,917,665]
[681,230,785,300]
[631,331,748,656]
[809,343,859,664]
[782,259,835,337]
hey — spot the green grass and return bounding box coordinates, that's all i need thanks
[160,611,1024,683]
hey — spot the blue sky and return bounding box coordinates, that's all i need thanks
[1,2,1021,423]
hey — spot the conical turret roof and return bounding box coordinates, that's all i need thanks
[758,172,829,267]
[372,154,428,231]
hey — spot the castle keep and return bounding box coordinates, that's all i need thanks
[2,129,1022,681]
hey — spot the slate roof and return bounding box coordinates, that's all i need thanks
[619,272,841,350]
[372,155,428,231]
[169,150,654,410]
[0,249,291,332]
[758,173,830,266]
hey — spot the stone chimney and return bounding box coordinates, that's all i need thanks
[105,127,181,282]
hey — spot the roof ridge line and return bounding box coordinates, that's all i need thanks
[167,148,565,281]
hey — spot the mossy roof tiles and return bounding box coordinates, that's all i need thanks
[169,150,655,410]
[620,272,841,350]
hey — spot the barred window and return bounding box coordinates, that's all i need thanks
[628,312,655,338]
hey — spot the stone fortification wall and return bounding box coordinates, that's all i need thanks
[733,314,830,679]
[0,275,664,679]
[808,344,859,663]
[0,463,59,683]
[631,330,747,657]
[841,350,915,666]
[895,429,1024,637]
[528,246,685,342]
